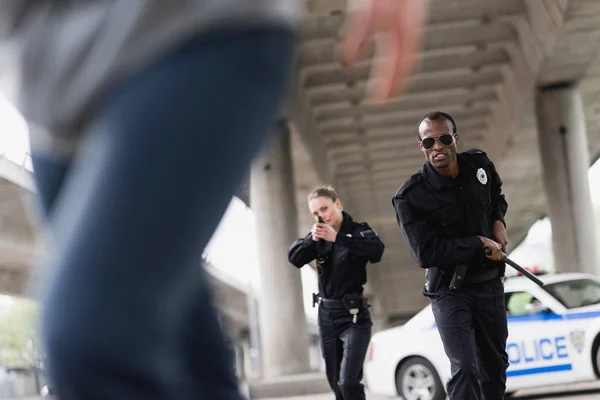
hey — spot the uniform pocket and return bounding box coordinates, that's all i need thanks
[337,246,351,263]
[430,206,459,228]
[476,188,491,205]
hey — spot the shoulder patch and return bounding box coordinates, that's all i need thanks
[360,229,378,238]
[353,222,377,238]
[394,200,414,224]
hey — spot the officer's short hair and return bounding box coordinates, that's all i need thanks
[417,111,457,139]
[308,185,338,203]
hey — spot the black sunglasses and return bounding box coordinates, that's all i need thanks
[420,134,455,149]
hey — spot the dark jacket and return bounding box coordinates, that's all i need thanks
[288,211,384,299]
[392,150,508,274]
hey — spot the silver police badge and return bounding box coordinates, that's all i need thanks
[570,330,585,353]
[476,168,488,185]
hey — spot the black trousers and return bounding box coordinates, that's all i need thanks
[318,306,372,400]
[429,277,509,400]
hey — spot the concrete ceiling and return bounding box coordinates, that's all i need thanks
[291,0,600,323]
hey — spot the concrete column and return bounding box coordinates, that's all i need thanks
[235,171,250,206]
[250,119,311,377]
[239,333,256,379]
[368,295,388,333]
[535,83,598,274]
[246,294,262,377]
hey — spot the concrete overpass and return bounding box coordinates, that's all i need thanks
[0,154,36,296]
[280,0,600,322]
[1,0,600,393]
[249,0,600,384]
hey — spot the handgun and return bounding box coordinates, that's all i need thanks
[316,216,326,274]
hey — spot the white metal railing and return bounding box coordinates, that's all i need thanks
[0,150,34,191]
[0,150,32,172]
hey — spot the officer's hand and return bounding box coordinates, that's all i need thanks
[314,223,338,243]
[492,220,508,252]
[479,236,504,261]
[311,223,321,241]
[340,0,429,101]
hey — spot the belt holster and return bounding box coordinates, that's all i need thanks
[424,267,444,294]
[312,293,320,308]
[341,293,367,311]
[449,264,468,291]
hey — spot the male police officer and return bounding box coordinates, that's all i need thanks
[392,111,509,400]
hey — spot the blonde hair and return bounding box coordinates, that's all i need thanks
[308,185,338,203]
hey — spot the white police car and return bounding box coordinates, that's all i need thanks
[364,273,600,400]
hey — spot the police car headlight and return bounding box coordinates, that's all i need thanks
[366,340,374,362]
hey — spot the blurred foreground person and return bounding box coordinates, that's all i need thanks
[0,1,428,399]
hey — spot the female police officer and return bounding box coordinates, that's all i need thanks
[288,186,384,400]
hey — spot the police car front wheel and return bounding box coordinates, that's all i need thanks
[396,357,444,400]
[595,341,600,378]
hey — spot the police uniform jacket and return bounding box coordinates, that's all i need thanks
[392,150,508,279]
[288,211,384,299]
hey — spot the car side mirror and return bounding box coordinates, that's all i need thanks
[524,301,549,315]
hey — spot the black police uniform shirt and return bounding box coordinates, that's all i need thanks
[392,149,508,278]
[288,211,385,300]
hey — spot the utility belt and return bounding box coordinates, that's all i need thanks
[425,265,502,293]
[312,293,368,323]
[465,267,502,283]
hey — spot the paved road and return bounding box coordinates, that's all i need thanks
[16,380,600,399]
[268,381,600,400]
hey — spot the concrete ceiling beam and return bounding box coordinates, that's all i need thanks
[308,69,504,107]
[302,49,510,90]
[315,87,498,122]
[285,66,333,185]
[302,0,526,41]
[319,101,495,131]
[299,18,519,68]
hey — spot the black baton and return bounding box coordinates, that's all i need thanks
[484,248,544,287]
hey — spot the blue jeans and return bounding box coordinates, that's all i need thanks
[32,27,294,399]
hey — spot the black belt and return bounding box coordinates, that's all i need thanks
[464,267,502,284]
[313,294,368,309]
[319,298,346,309]
[314,294,369,324]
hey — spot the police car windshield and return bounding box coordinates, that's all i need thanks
[543,279,600,309]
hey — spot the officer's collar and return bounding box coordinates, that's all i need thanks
[422,155,472,190]
[339,211,353,234]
